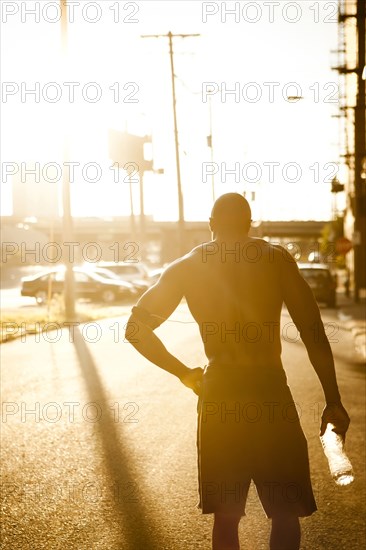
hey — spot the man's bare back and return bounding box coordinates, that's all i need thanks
[172,237,286,369]
[125,193,350,550]
[129,235,336,375]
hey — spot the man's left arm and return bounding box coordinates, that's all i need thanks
[281,250,350,437]
[125,262,203,394]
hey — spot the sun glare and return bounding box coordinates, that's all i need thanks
[2,1,338,222]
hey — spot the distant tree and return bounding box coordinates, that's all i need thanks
[320,217,345,268]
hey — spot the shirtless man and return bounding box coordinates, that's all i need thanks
[125,193,350,550]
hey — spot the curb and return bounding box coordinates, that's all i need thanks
[337,311,366,362]
[353,332,366,361]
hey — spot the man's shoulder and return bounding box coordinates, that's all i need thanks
[179,239,294,264]
[257,240,297,264]
[165,245,205,271]
[240,238,296,265]
[158,244,210,280]
[270,243,297,264]
[157,248,198,279]
[159,240,295,274]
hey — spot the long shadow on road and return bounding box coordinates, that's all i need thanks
[72,327,160,550]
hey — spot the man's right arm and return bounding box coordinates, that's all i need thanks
[279,248,350,436]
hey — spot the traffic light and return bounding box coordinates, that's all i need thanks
[108,129,153,173]
[331,177,344,193]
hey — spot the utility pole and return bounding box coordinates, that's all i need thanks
[129,175,137,245]
[207,88,216,202]
[354,0,366,302]
[139,172,146,254]
[141,32,200,256]
[60,0,75,319]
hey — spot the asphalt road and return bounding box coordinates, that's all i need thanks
[1,304,365,549]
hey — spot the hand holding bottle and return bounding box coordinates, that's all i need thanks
[320,402,350,440]
[320,422,354,486]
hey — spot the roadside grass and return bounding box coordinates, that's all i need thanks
[0,295,134,343]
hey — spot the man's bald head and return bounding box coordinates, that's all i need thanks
[209,193,251,235]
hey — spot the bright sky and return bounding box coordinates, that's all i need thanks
[1,0,343,222]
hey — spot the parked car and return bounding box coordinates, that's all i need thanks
[298,263,337,307]
[21,267,137,305]
[83,265,149,296]
[96,261,156,291]
[97,261,150,281]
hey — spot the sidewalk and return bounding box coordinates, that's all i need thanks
[336,293,366,361]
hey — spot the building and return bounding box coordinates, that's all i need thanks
[335,0,366,300]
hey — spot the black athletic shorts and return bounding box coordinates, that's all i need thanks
[196,365,317,518]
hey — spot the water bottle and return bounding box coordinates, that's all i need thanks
[320,423,354,486]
